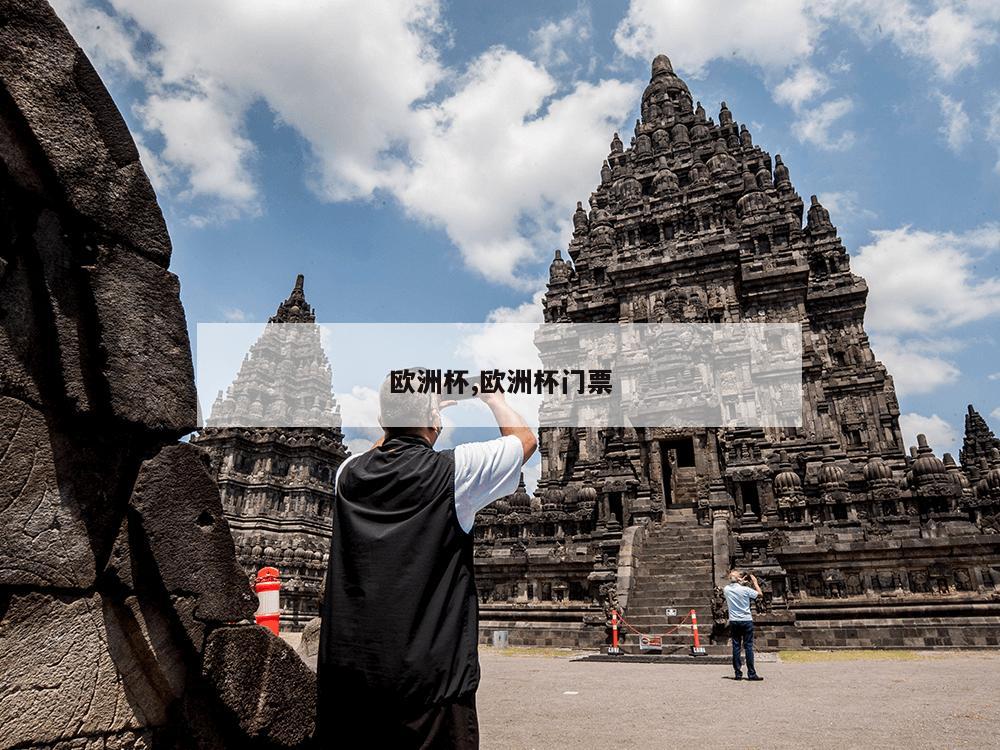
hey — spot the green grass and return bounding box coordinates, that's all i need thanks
[779,649,921,663]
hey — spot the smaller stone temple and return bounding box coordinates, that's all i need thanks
[192,275,349,630]
[961,404,1000,485]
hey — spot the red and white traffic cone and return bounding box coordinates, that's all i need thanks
[255,567,281,635]
[690,608,706,655]
[608,608,622,655]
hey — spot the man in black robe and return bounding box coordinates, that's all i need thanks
[317,370,536,748]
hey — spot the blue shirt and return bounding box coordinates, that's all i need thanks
[723,582,759,622]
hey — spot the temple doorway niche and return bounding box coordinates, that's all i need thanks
[608,492,624,528]
[740,481,761,518]
[660,437,697,506]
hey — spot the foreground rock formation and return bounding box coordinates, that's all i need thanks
[0,1,314,747]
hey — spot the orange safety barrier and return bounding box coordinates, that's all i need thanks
[608,608,622,655]
[255,567,281,635]
[690,608,707,655]
[607,608,694,655]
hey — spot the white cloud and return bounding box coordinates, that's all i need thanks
[614,0,819,75]
[612,0,1000,157]
[338,386,382,438]
[869,336,960,397]
[773,65,829,110]
[818,191,875,222]
[345,437,374,456]
[614,0,1000,80]
[137,91,258,212]
[986,93,1000,173]
[221,307,249,323]
[771,66,852,151]
[828,51,852,75]
[856,224,1000,398]
[55,0,446,221]
[921,5,996,78]
[991,407,1000,420]
[791,96,855,150]
[852,224,1000,334]
[457,290,545,369]
[531,5,591,68]
[49,0,146,78]
[55,0,638,287]
[988,372,1000,381]
[521,458,540,495]
[389,50,638,286]
[133,135,172,196]
[899,412,957,458]
[934,91,971,152]
[829,0,999,79]
[484,290,546,326]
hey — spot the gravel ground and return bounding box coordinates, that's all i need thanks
[476,649,1000,750]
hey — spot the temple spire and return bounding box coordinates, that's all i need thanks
[270,273,315,323]
[960,404,1000,482]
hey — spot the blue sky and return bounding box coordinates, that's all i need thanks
[53,0,1000,460]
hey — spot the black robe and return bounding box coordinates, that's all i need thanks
[316,435,480,744]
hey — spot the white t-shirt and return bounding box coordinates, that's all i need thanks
[335,434,525,533]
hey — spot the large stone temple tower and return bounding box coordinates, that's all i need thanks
[192,275,348,630]
[538,52,903,525]
[472,55,1000,651]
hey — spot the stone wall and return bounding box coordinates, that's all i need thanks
[0,2,315,747]
[478,608,607,650]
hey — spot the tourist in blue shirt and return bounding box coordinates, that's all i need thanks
[723,569,764,681]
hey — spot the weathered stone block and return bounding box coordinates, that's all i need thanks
[0,396,95,587]
[0,0,170,261]
[0,202,96,414]
[104,513,136,592]
[1,100,193,432]
[100,592,190,729]
[0,593,147,747]
[296,616,322,660]
[86,245,196,434]
[129,444,257,648]
[202,625,316,747]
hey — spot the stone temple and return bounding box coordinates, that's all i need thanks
[471,55,1000,650]
[131,53,1000,654]
[193,54,1000,653]
[192,275,348,631]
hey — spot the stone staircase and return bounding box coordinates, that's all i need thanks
[622,507,723,654]
[669,467,700,505]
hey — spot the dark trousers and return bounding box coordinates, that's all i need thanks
[730,620,757,677]
[316,691,479,749]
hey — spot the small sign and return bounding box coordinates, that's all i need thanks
[664,607,677,617]
[640,635,663,652]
